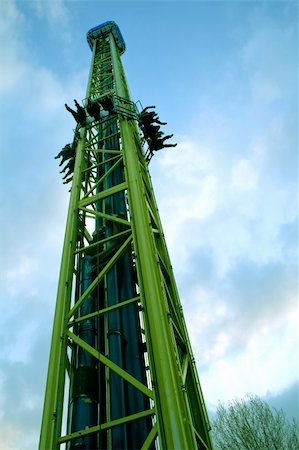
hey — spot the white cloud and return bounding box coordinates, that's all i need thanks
[201,317,298,406]
[231,158,258,190]
[153,115,296,276]
[0,1,84,102]
[0,1,29,94]
[151,138,219,272]
[29,0,70,28]
[242,13,297,103]
[152,26,296,275]
[0,423,24,450]
[251,71,282,102]
[0,0,25,33]
[4,256,38,297]
[27,0,72,47]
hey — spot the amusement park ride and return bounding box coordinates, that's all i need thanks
[39,21,213,450]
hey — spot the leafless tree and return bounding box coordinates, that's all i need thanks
[212,395,299,449]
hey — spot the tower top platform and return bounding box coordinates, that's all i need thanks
[87,21,126,54]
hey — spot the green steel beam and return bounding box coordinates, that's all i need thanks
[82,154,120,173]
[74,228,131,254]
[140,424,158,450]
[194,428,212,450]
[58,408,155,444]
[84,155,123,196]
[39,129,86,450]
[182,354,189,384]
[84,148,122,154]
[78,181,127,208]
[67,233,133,320]
[68,295,140,326]
[66,331,154,399]
[83,226,93,243]
[79,207,131,227]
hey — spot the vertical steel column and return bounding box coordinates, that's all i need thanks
[39,129,86,449]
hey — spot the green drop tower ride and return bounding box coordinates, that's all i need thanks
[39,21,213,450]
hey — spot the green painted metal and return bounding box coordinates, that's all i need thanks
[74,228,131,255]
[79,207,131,227]
[39,129,87,449]
[140,424,158,450]
[68,295,140,326]
[66,331,153,399]
[67,233,133,320]
[39,21,213,450]
[78,181,127,207]
[58,409,155,445]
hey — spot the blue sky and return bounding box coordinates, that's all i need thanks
[0,1,298,448]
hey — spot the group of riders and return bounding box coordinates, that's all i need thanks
[55,97,177,184]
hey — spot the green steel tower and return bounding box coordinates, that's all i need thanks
[39,21,213,450]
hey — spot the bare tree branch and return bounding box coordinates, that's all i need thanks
[211,395,299,450]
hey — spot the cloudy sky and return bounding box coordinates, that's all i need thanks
[0,1,298,448]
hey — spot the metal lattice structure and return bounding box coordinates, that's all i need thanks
[39,21,213,450]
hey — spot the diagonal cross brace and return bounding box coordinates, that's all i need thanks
[67,233,133,319]
[67,330,153,399]
[78,181,127,208]
[58,408,155,444]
